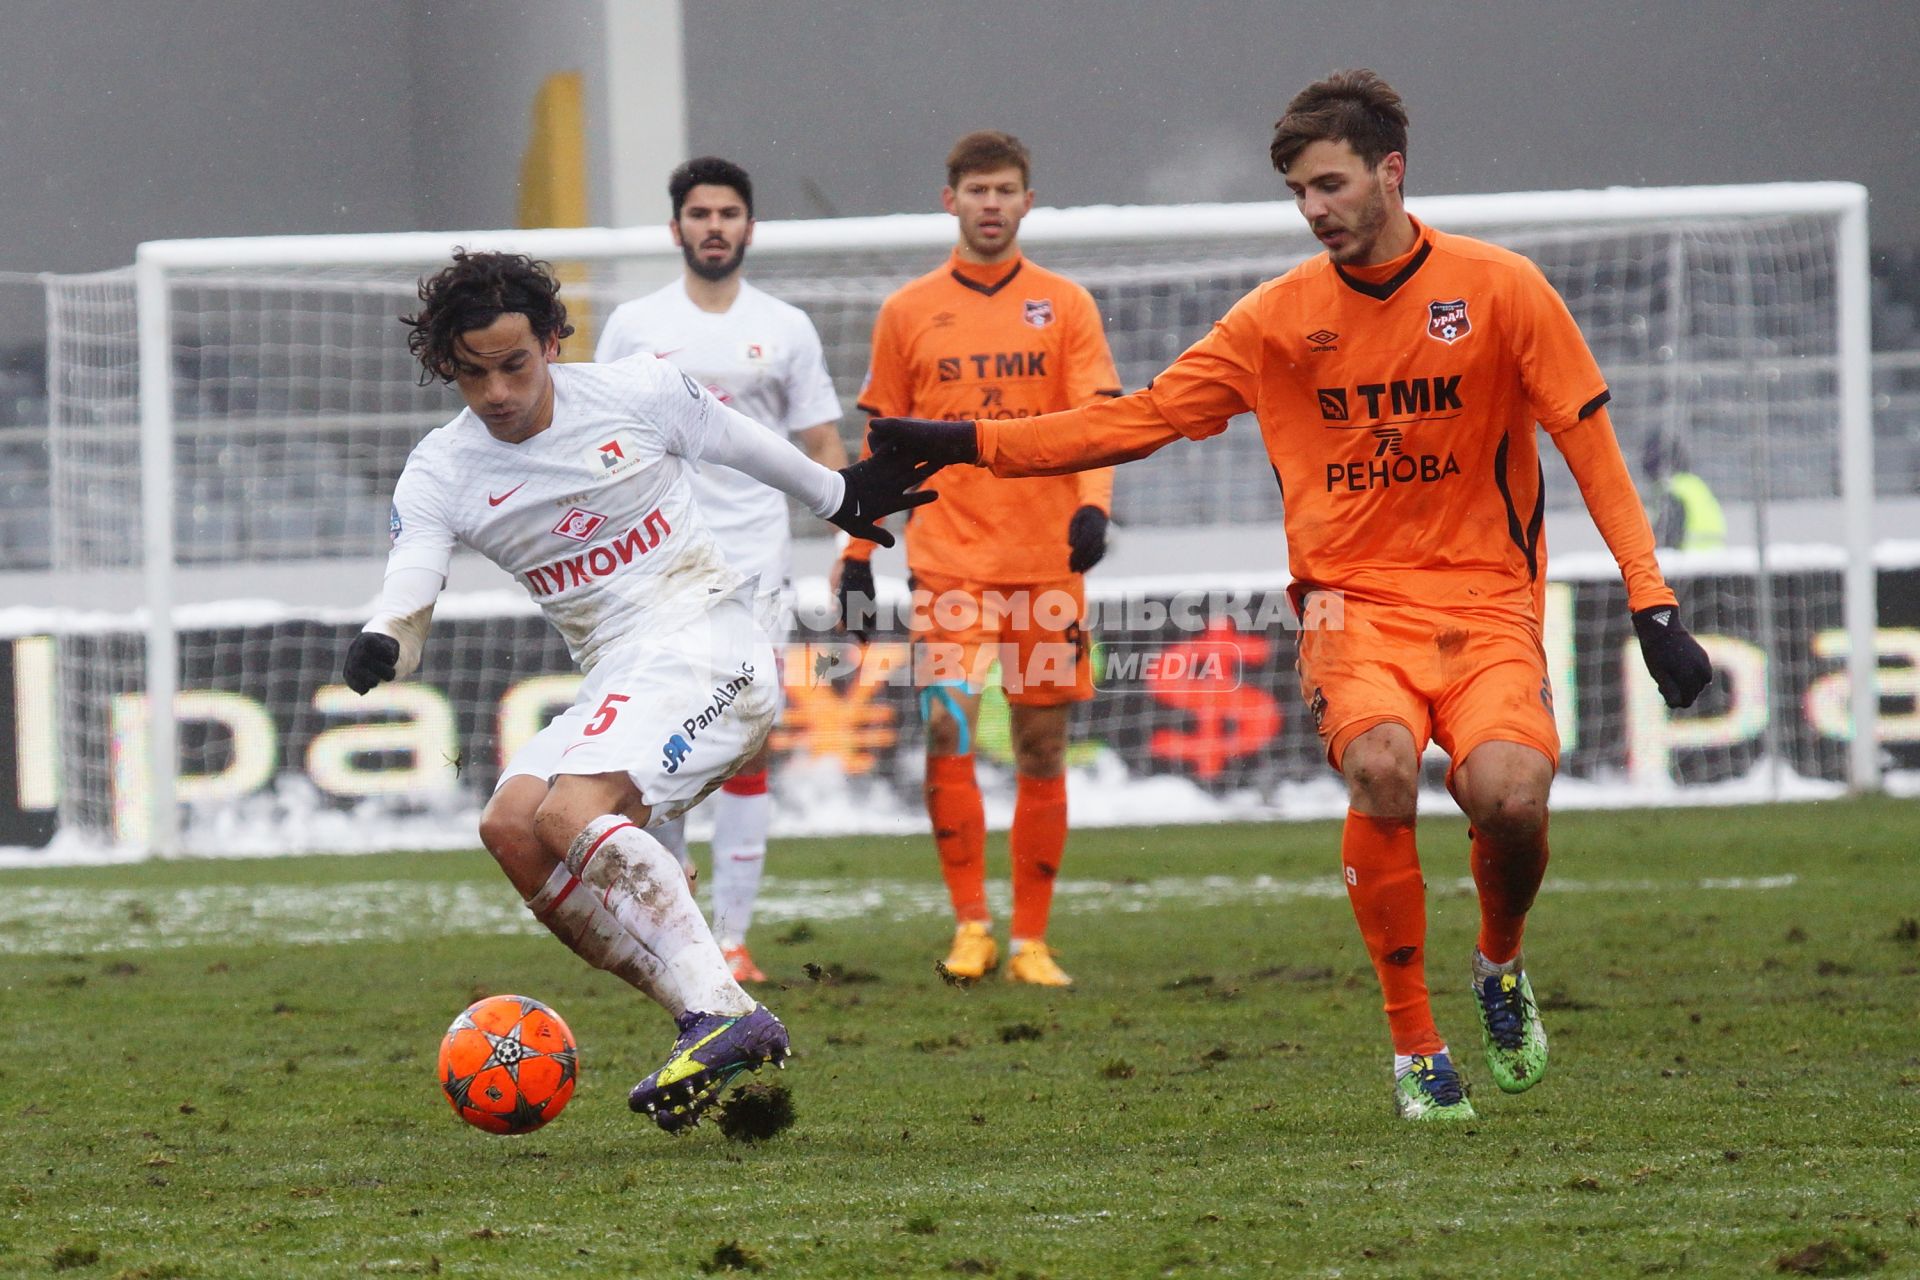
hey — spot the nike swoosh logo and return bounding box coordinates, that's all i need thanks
[488,482,526,507]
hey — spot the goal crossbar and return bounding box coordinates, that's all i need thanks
[135,182,1869,270]
[126,181,1877,855]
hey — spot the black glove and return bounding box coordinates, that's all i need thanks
[343,631,400,695]
[867,417,980,466]
[1632,604,1713,709]
[828,451,943,547]
[1066,505,1110,574]
[835,558,879,642]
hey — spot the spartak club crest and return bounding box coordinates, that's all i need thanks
[1426,299,1471,345]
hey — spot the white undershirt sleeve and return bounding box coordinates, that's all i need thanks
[363,565,444,681]
[696,398,846,519]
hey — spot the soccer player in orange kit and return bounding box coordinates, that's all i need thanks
[869,72,1712,1118]
[836,129,1123,987]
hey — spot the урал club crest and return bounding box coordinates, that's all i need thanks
[1427,299,1471,345]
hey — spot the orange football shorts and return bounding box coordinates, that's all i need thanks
[1294,590,1559,784]
[907,570,1093,707]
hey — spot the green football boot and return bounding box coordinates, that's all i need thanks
[1474,966,1548,1093]
[1393,1052,1476,1122]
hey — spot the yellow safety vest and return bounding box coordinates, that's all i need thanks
[1664,473,1727,551]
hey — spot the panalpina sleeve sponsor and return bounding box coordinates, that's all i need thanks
[854,250,1124,583]
[975,221,1677,622]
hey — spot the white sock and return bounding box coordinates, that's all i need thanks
[1473,949,1521,983]
[709,788,770,948]
[525,862,685,1017]
[1394,1047,1449,1079]
[565,815,753,1016]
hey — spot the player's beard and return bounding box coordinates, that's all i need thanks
[1325,182,1390,265]
[683,238,747,282]
[960,217,1019,263]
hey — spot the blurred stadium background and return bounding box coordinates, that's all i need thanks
[2,1,1917,856]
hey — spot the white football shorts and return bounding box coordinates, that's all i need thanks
[499,587,780,825]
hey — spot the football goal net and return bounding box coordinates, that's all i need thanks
[25,181,1885,858]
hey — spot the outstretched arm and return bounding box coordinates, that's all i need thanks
[873,289,1260,476]
[700,398,846,518]
[867,393,1183,477]
[699,397,938,547]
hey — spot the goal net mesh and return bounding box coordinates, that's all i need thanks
[27,195,1892,858]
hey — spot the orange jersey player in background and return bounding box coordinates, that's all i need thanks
[871,72,1713,1119]
[836,129,1122,988]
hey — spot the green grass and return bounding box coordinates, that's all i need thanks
[1,799,1916,1278]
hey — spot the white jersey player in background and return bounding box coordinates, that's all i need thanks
[595,157,847,985]
[341,250,937,1132]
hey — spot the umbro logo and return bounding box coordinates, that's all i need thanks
[931,312,957,328]
[1307,329,1339,352]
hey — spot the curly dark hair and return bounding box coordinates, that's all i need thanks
[669,156,754,220]
[1270,69,1409,182]
[401,250,575,385]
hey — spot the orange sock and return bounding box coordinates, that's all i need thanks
[926,754,988,923]
[1471,816,1550,965]
[1341,810,1443,1055]
[1010,772,1067,941]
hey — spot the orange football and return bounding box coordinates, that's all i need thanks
[437,994,577,1134]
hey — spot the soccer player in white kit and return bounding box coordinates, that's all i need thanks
[340,251,938,1132]
[595,157,847,985]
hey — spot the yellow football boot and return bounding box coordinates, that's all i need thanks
[941,921,999,980]
[1007,941,1073,987]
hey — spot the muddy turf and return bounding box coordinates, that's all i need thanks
[1,798,1914,1278]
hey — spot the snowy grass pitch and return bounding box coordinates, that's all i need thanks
[1,799,1913,1277]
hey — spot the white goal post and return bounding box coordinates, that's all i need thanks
[38,181,1882,857]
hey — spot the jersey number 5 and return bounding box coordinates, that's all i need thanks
[584,693,631,736]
